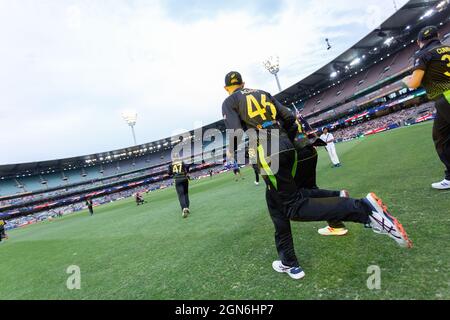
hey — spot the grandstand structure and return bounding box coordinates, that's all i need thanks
[1,0,449,221]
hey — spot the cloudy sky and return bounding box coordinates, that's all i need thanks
[0,0,409,165]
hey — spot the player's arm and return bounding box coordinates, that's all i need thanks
[403,70,425,89]
[184,162,191,179]
[403,54,427,89]
[268,94,297,140]
[327,134,335,143]
[222,98,243,160]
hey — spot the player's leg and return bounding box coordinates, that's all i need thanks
[294,146,318,189]
[331,145,340,166]
[184,179,190,210]
[175,179,188,217]
[295,146,347,235]
[284,192,411,247]
[431,96,450,189]
[266,189,305,280]
[233,169,239,181]
[253,165,260,185]
[265,148,411,248]
[329,145,338,166]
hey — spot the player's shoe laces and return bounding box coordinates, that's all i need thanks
[182,208,190,218]
[318,226,348,236]
[431,179,450,190]
[272,261,305,280]
[364,193,412,248]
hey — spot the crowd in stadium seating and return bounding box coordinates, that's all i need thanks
[2,164,230,231]
[332,103,435,141]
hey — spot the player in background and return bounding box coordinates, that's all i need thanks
[168,157,191,218]
[248,148,260,186]
[227,159,244,182]
[403,26,450,190]
[252,164,260,186]
[135,192,146,205]
[222,71,412,280]
[86,198,94,216]
[320,128,341,168]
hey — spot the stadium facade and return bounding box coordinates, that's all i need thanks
[1,0,449,222]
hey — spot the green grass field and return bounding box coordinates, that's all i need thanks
[1,122,449,300]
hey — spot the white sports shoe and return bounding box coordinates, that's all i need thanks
[340,190,350,198]
[254,181,260,186]
[182,208,190,218]
[431,179,450,190]
[364,193,412,248]
[272,261,305,280]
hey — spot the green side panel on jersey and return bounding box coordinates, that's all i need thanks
[257,145,278,190]
[444,90,450,104]
[291,151,298,178]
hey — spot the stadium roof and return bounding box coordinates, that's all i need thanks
[0,120,225,177]
[2,0,449,176]
[276,0,450,106]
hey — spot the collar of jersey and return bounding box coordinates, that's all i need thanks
[420,39,442,52]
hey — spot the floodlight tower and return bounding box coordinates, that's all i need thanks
[122,111,138,146]
[263,56,282,92]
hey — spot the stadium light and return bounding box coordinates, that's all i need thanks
[350,57,361,66]
[420,9,434,20]
[263,56,282,92]
[384,37,394,46]
[437,0,449,11]
[122,111,138,146]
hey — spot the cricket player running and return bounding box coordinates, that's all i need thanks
[168,158,191,218]
[320,127,341,168]
[222,71,412,280]
[403,26,450,190]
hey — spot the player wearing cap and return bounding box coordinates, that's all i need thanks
[168,158,191,218]
[222,71,412,280]
[403,26,450,190]
[320,127,341,168]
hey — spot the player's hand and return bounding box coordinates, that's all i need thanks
[402,76,412,88]
[311,137,328,147]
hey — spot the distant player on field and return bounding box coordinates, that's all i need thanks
[403,26,450,190]
[248,148,260,185]
[86,198,94,216]
[222,71,412,280]
[320,127,341,168]
[227,159,243,182]
[135,192,146,205]
[168,157,191,218]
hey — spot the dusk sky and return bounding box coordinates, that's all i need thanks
[0,0,408,164]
